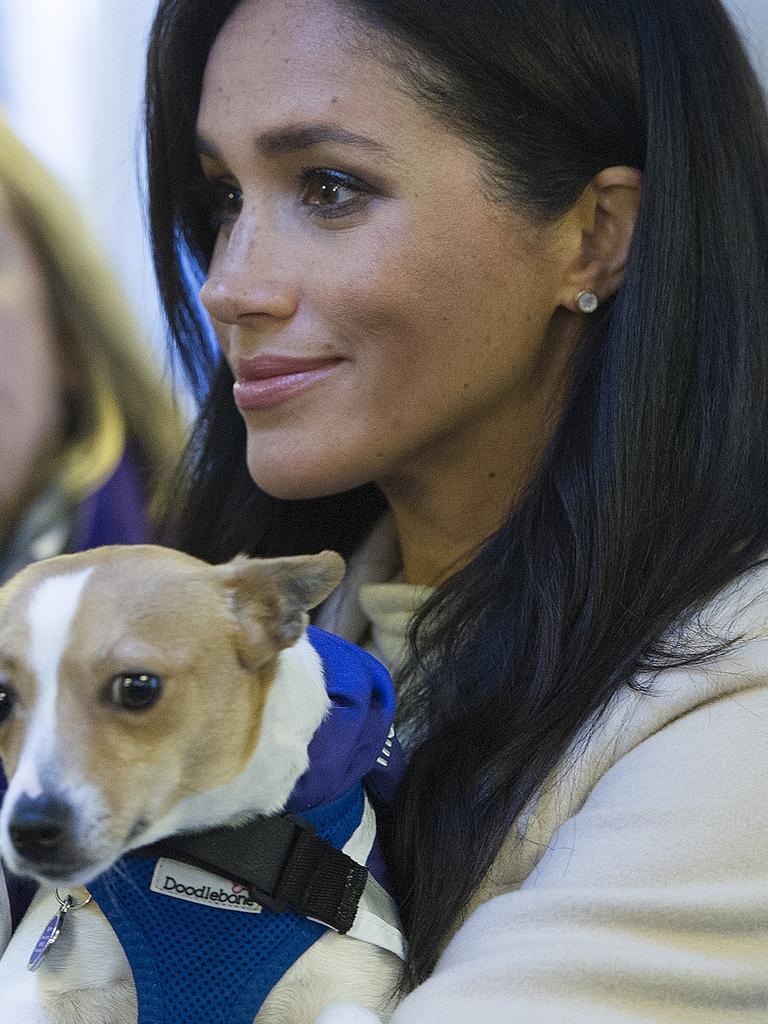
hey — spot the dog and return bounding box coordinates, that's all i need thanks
[0,544,404,1024]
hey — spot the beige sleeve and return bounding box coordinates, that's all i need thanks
[382,684,768,1024]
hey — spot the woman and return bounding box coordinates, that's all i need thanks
[145,1,768,1020]
[0,113,185,940]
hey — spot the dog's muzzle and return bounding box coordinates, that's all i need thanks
[6,792,84,879]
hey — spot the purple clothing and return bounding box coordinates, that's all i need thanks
[71,444,151,550]
[290,626,404,811]
[289,626,404,889]
[0,447,151,929]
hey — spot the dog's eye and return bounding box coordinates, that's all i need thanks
[108,673,163,712]
[0,681,16,723]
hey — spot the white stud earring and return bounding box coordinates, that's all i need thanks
[576,291,599,313]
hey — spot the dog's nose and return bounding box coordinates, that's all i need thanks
[8,793,74,859]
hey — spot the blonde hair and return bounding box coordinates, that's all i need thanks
[0,112,186,513]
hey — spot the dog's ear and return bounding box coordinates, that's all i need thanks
[217,551,345,666]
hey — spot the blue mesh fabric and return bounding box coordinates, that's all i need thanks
[87,784,364,1024]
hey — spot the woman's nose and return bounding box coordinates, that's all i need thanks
[199,222,299,325]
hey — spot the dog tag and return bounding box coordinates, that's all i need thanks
[28,895,73,971]
[27,890,92,972]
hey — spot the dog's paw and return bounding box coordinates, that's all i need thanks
[314,1003,383,1024]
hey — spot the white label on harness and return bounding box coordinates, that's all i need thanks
[150,858,264,914]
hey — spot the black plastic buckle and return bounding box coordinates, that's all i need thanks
[244,812,319,913]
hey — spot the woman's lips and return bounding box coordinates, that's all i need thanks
[233,355,343,411]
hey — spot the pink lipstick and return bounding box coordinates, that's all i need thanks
[233,354,342,411]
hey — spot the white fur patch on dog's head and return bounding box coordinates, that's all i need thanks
[14,568,93,800]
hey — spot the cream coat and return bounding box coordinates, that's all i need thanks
[315,520,768,1023]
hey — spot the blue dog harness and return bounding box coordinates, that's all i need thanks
[85,628,405,1024]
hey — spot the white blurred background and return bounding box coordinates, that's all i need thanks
[0,0,164,354]
[0,0,765,362]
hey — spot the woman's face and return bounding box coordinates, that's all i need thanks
[0,190,63,537]
[198,0,578,502]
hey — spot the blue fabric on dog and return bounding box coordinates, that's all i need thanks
[88,785,365,1024]
[291,626,405,813]
[86,629,403,1024]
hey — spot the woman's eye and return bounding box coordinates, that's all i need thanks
[196,178,243,229]
[107,673,163,713]
[0,681,16,724]
[298,168,373,218]
[195,168,374,229]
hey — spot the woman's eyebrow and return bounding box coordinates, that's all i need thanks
[195,123,394,160]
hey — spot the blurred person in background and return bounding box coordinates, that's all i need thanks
[0,111,186,941]
[0,112,184,582]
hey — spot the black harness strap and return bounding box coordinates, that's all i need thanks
[135,813,368,934]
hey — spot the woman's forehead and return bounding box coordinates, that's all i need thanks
[196,0,420,157]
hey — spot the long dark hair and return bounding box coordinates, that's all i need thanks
[146,0,768,988]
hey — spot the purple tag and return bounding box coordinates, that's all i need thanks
[28,903,68,972]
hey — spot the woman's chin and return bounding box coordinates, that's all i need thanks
[246,458,372,502]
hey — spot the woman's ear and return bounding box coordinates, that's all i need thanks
[556,166,642,312]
